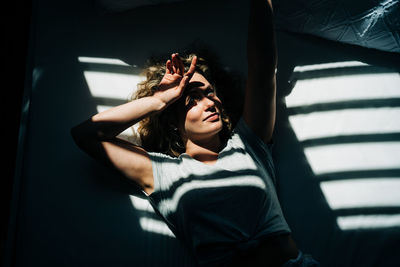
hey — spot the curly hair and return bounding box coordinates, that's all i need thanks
[130,48,244,157]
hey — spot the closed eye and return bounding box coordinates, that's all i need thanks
[185,93,201,106]
[206,88,215,97]
[185,87,215,107]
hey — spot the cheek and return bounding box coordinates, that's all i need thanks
[185,106,203,124]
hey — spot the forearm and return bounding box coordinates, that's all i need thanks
[247,0,277,77]
[72,96,166,142]
[243,0,277,143]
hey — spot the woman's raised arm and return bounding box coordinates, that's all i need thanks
[71,53,197,194]
[243,0,277,144]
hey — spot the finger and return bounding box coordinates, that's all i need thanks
[172,60,177,73]
[165,60,172,74]
[185,55,197,78]
[172,53,178,74]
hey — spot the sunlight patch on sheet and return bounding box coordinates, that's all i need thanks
[139,217,175,238]
[289,107,400,141]
[129,195,155,213]
[304,142,400,175]
[337,214,400,230]
[95,105,113,113]
[320,179,400,210]
[83,71,141,100]
[285,73,400,107]
[283,61,400,231]
[293,61,368,72]
[78,56,132,66]
[79,56,143,106]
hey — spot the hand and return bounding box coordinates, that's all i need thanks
[153,53,197,106]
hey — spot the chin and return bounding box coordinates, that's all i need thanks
[189,124,222,139]
[208,121,224,135]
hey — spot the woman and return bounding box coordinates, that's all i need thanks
[71,0,319,266]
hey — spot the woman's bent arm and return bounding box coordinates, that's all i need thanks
[71,96,166,194]
[71,53,197,195]
[243,0,277,144]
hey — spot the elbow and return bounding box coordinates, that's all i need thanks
[70,124,86,149]
[70,119,95,149]
[71,118,121,152]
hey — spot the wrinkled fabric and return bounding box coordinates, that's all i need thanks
[274,0,400,53]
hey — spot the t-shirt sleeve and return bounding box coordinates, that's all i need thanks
[235,117,274,153]
[146,151,179,195]
[233,117,277,184]
[144,152,181,233]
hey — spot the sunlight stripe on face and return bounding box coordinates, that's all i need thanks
[304,142,400,175]
[320,178,400,210]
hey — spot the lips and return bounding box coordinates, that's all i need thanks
[204,112,220,121]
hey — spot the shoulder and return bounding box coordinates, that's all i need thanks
[232,117,273,151]
[147,151,179,162]
[231,118,275,174]
[147,151,184,194]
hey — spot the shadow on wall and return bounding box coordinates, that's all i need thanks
[274,31,400,267]
[11,0,248,266]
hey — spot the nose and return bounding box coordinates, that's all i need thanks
[202,96,216,111]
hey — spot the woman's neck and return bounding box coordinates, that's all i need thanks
[184,134,221,165]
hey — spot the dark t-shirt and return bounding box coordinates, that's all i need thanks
[147,118,291,266]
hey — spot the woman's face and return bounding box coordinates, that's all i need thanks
[177,72,223,142]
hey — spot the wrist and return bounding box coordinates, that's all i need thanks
[148,95,168,112]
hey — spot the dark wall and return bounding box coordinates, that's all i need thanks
[1,0,32,265]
